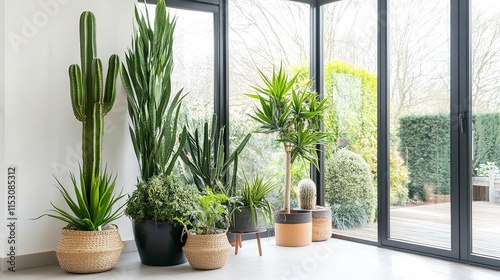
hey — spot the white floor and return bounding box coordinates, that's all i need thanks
[3,238,500,280]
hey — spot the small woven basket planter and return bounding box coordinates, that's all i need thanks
[55,225,125,273]
[182,232,231,270]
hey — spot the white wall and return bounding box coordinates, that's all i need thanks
[2,0,137,257]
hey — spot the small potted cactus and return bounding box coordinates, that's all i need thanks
[298,179,332,241]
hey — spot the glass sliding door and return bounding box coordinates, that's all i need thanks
[228,0,310,209]
[388,0,451,249]
[470,0,500,260]
[322,0,378,242]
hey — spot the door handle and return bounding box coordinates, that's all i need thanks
[459,111,466,134]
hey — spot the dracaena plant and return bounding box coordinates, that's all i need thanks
[37,11,125,231]
[247,64,329,214]
[121,0,187,182]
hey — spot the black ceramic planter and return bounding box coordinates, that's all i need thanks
[132,219,187,266]
[230,207,266,233]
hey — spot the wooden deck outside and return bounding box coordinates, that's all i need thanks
[331,201,500,258]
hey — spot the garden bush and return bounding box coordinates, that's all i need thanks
[325,149,376,229]
[399,114,450,199]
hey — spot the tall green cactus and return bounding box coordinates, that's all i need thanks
[68,11,120,195]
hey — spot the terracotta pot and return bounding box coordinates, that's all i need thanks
[55,224,125,273]
[182,232,232,270]
[274,210,312,247]
[311,206,332,241]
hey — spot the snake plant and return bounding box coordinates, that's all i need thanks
[121,0,187,182]
[180,114,251,196]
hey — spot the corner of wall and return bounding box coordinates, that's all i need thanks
[0,0,7,271]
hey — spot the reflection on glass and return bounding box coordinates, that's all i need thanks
[388,0,451,249]
[228,0,310,209]
[471,0,500,259]
[323,0,378,242]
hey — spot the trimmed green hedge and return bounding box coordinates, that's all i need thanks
[399,115,450,199]
[399,113,500,200]
[474,113,500,169]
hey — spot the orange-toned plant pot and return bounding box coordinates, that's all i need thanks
[274,210,312,247]
[312,206,332,242]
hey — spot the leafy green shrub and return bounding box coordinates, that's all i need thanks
[331,204,369,230]
[390,149,410,205]
[176,188,231,235]
[296,60,410,205]
[325,149,376,229]
[125,174,199,223]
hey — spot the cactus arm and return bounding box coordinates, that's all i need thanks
[103,54,120,114]
[79,11,97,93]
[69,64,86,122]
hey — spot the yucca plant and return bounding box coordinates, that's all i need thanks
[237,173,276,228]
[38,11,124,231]
[121,0,187,182]
[247,63,329,214]
[180,114,251,196]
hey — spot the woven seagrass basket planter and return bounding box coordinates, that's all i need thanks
[182,232,231,270]
[55,225,125,273]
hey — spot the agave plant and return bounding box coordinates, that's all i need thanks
[180,114,251,196]
[121,0,187,181]
[247,64,329,214]
[47,168,125,231]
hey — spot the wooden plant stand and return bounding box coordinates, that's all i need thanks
[231,229,266,256]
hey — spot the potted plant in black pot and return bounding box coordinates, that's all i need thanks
[125,174,198,266]
[247,64,329,246]
[37,11,125,273]
[120,0,189,266]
